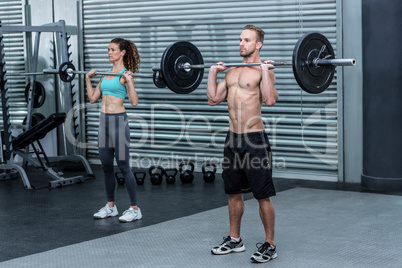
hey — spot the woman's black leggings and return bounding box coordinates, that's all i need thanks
[98,112,137,206]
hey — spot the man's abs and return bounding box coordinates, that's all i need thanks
[225,66,265,133]
[227,86,264,133]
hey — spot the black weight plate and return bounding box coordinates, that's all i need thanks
[58,61,76,83]
[23,113,45,127]
[25,81,46,108]
[160,41,204,94]
[292,32,335,94]
[153,70,166,88]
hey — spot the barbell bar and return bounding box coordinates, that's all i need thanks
[42,61,154,83]
[154,32,356,94]
[183,58,356,69]
[6,72,49,76]
[71,70,155,78]
[153,57,355,71]
[4,64,154,82]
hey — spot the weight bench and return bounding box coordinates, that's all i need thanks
[11,113,85,188]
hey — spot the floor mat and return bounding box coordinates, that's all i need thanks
[2,188,401,268]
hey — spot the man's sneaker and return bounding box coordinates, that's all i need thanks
[211,236,246,255]
[250,242,277,263]
[93,204,118,219]
[119,207,142,222]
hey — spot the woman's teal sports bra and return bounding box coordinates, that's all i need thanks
[100,68,127,99]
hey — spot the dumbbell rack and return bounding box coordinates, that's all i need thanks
[0,20,94,189]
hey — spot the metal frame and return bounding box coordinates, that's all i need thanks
[0,20,94,189]
[337,0,345,184]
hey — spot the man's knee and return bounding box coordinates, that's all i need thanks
[257,197,274,207]
[229,193,243,202]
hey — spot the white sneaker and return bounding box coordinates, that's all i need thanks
[119,207,142,222]
[211,236,246,255]
[93,204,118,219]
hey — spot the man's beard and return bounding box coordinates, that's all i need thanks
[240,49,254,58]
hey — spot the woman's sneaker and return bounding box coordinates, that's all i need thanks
[119,207,142,222]
[211,236,246,255]
[250,242,277,263]
[93,204,118,219]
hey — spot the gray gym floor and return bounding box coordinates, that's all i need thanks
[0,164,401,267]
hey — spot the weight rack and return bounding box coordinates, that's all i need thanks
[0,20,94,189]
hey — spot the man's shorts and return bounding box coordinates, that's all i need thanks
[222,130,276,199]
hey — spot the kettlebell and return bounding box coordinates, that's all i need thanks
[202,163,217,183]
[114,171,125,185]
[114,171,126,185]
[134,172,146,185]
[179,162,195,184]
[165,168,178,184]
[148,166,165,185]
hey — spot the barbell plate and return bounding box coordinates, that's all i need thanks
[160,41,204,94]
[24,81,46,108]
[58,61,76,83]
[23,113,45,127]
[292,32,335,94]
[153,70,166,88]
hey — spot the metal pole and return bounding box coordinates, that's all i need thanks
[42,69,59,74]
[42,68,154,79]
[183,58,356,69]
[151,62,292,72]
[6,72,46,76]
[185,61,293,69]
[315,58,356,66]
[72,70,154,78]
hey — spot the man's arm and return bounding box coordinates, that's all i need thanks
[207,63,228,106]
[260,61,278,107]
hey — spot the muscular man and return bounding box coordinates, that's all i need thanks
[207,25,278,263]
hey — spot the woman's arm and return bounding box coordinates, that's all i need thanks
[85,70,102,103]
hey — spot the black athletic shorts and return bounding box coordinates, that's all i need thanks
[222,130,276,199]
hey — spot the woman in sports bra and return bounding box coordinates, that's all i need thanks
[85,37,142,223]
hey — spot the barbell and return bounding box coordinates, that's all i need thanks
[3,32,355,95]
[154,32,356,94]
[44,62,155,82]
[5,62,154,82]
